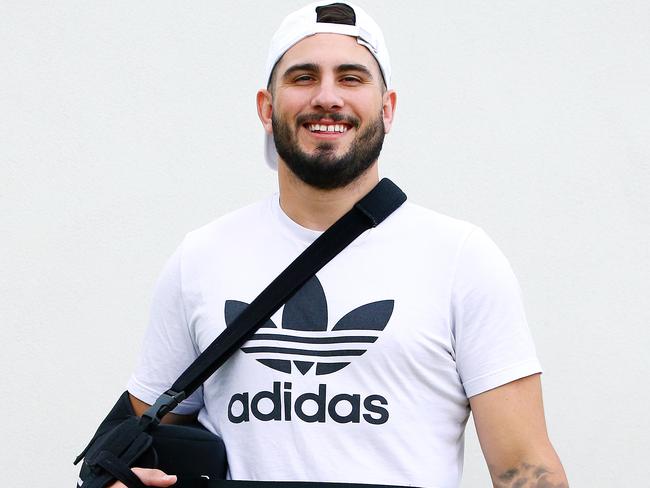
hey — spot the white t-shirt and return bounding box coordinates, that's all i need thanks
[128,195,542,488]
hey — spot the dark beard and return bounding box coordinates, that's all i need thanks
[272,112,385,190]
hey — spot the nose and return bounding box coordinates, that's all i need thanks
[310,77,344,111]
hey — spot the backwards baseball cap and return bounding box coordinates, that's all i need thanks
[263,1,392,170]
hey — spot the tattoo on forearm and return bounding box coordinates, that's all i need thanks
[493,462,568,488]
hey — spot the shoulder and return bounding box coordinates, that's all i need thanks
[383,202,517,288]
[395,201,476,232]
[383,201,480,252]
[180,195,275,254]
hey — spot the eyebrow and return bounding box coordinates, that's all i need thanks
[281,63,374,81]
[281,63,320,80]
[336,64,374,80]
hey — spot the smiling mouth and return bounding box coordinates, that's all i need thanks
[296,113,358,136]
[305,123,350,134]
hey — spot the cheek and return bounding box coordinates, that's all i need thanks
[275,90,312,114]
[354,95,384,118]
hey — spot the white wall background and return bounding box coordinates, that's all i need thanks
[2,1,649,486]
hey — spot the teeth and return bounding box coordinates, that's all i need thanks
[308,123,348,133]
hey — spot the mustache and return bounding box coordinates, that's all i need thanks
[295,113,361,129]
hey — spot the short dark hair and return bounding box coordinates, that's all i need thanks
[315,3,356,25]
[267,3,385,93]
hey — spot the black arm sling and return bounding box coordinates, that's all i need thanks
[75,179,408,488]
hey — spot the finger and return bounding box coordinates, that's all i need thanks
[132,467,177,486]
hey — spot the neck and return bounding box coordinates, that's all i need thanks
[277,161,380,231]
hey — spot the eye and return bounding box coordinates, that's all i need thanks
[294,74,316,84]
[340,75,363,85]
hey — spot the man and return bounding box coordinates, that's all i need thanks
[115,2,568,487]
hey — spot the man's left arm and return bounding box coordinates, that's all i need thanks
[469,373,568,488]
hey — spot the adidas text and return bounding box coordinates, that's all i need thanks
[228,382,389,425]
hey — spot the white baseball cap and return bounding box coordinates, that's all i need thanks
[263,1,392,170]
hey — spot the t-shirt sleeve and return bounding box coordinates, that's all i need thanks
[127,240,204,415]
[451,227,542,398]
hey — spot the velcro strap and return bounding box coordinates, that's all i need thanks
[93,450,148,488]
[84,417,152,468]
[81,417,154,488]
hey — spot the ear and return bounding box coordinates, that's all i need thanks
[256,89,273,134]
[381,90,397,134]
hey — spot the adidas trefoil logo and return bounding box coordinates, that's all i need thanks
[225,275,394,376]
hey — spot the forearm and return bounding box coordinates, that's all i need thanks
[490,455,568,488]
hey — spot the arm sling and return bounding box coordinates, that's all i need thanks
[75,179,411,488]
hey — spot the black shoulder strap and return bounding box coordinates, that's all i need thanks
[140,178,406,427]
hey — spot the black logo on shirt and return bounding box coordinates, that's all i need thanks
[225,276,394,425]
[225,275,394,376]
[227,381,389,425]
